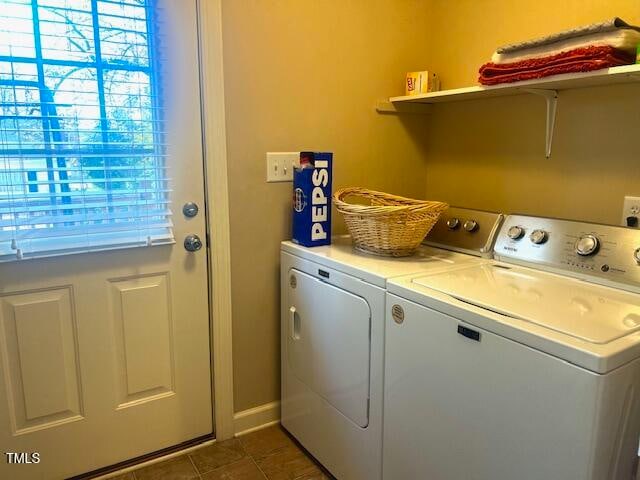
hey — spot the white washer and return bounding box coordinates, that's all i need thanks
[280,208,503,480]
[385,215,640,480]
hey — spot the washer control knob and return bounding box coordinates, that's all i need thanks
[463,220,478,232]
[634,247,640,264]
[447,218,460,229]
[530,229,548,245]
[507,225,525,240]
[575,234,599,256]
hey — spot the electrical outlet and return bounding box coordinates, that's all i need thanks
[621,196,640,228]
[266,152,299,182]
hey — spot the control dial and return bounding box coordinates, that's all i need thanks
[446,218,460,229]
[529,229,548,245]
[507,225,525,240]
[463,220,478,232]
[575,234,599,256]
[634,247,640,264]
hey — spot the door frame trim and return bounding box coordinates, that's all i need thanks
[197,0,235,440]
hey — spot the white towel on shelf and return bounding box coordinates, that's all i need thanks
[491,29,640,64]
[496,17,639,53]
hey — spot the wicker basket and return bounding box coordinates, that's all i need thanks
[333,187,448,257]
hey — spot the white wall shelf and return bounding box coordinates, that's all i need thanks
[377,64,640,158]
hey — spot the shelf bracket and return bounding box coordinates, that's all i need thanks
[376,100,432,114]
[521,88,558,158]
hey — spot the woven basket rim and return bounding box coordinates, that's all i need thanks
[333,187,448,216]
[333,187,448,257]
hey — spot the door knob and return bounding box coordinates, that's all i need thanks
[184,234,203,252]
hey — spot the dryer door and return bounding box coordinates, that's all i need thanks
[287,268,371,427]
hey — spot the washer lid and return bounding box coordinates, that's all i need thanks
[412,263,640,345]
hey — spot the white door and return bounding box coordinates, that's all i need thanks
[0,1,212,478]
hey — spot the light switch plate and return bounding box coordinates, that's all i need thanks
[266,152,299,182]
[621,196,640,228]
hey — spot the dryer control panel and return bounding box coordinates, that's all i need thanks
[494,215,640,290]
[424,207,504,257]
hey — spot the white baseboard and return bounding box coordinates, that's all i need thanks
[233,401,281,436]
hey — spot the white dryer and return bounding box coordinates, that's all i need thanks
[280,208,503,480]
[385,215,640,480]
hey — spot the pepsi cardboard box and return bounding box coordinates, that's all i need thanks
[292,152,332,247]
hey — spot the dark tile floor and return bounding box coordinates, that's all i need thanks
[110,426,334,480]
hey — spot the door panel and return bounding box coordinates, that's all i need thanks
[0,1,212,478]
[287,268,371,427]
[110,274,175,406]
[0,287,82,434]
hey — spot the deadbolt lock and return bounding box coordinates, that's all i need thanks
[183,202,199,218]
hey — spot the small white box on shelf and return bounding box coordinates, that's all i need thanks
[406,70,440,95]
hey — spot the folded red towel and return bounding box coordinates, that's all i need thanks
[478,45,634,85]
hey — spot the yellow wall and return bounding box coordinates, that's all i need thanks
[221,0,640,413]
[424,0,640,224]
[221,0,432,412]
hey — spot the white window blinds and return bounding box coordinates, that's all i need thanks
[0,0,172,262]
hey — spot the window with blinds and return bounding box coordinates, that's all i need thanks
[0,0,171,262]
